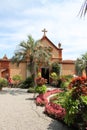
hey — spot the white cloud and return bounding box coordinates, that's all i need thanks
[0,0,87,60]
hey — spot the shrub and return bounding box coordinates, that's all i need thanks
[46,77,87,129]
[36,88,61,106]
[45,102,66,120]
[20,76,34,89]
[0,78,8,90]
[35,85,47,94]
[36,94,48,106]
[63,93,80,126]
[36,77,47,86]
[27,87,35,93]
[35,76,47,94]
[50,72,58,86]
[12,75,22,81]
[68,76,87,89]
[12,75,22,87]
[51,62,60,75]
[51,91,69,107]
[50,72,58,81]
[57,75,71,89]
[12,75,22,83]
[63,76,87,129]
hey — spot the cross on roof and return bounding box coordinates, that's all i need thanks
[42,28,47,36]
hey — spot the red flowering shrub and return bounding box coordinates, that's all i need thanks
[36,88,64,120]
[45,102,66,120]
[71,86,87,100]
[68,76,87,100]
[68,76,87,89]
[61,76,87,129]
[36,88,66,126]
[36,77,47,86]
[36,94,48,106]
[35,76,47,94]
[36,89,62,106]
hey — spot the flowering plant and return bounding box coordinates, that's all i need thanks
[68,76,87,89]
[36,94,48,106]
[45,102,66,120]
[63,76,87,129]
[36,77,47,86]
[36,89,62,106]
[35,76,87,130]
[68,76,87,99]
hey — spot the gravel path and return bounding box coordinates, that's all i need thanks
[0,87,74,130]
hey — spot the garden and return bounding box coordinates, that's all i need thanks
[0,72,87,130]
[34,75,87,130]
[0,74,22,90]
[1,72,87,130]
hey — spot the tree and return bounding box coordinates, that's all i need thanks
[51,62,60,76]
[75,58,84,76]
[11,35,52,85]
[34,45,52,67]
[12,35,36,79]
[79,0,87,16]
[75,52,87,77]
[81,52,87,77]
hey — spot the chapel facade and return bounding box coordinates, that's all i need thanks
[0,29,75,81]
[37,29,75,82]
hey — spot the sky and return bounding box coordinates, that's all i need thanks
[0,0,87,60]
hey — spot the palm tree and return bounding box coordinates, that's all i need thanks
[81,52,87,77]
[12,35,36,78]
[34,45,52,66]
[79,0,87,16]
[75,58,84,76]
[34,45,52,85]
[12,35,52,85]
[75,52,87,77]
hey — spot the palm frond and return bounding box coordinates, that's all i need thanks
[79,0,87,17]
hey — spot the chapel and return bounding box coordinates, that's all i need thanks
[0,29,75,81]
[37,29,75,82]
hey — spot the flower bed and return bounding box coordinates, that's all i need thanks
[44,102,66,121]
[36,93,48,106]
[36,88,66,121]
[35,76,87,130]
[36,88,62,106]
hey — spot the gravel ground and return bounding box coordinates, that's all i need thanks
[0,87,74,130]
